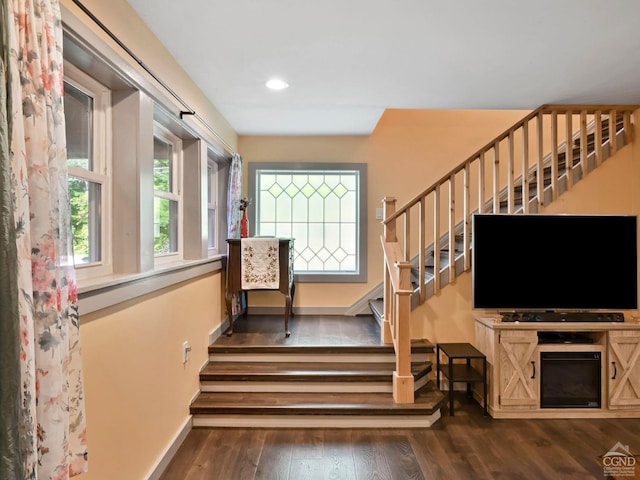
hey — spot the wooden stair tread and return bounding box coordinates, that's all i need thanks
[209,338,434,355]
[200,361,432,381]
[368,298,384,321]
[191,383,444,415]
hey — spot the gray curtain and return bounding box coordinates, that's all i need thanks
[0,0,24,477]
[226,152,243,239]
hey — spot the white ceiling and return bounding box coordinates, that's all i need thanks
[126,0,640,136]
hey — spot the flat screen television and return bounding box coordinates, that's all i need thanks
[472,214,638,311]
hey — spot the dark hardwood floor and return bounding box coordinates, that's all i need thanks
[160,315,640,479]
[214,313,384,346]
[161,397,640,480]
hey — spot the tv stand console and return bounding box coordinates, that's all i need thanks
[474,315,640,419]
[500,311,625,323]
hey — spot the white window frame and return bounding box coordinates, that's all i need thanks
[61,5,233,315]
[207,150,219,255]
[248,162,367,283]
[64,61,112,280]
[153,123,183,264]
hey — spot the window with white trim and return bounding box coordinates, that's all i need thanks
[249,162,367,283]
[64,63,112,277]
[153,124,183,259]
[63,12,231,291]
[207,150,219,253]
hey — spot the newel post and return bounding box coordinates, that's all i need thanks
[383,197,397,242]
[393,260,414,403]
[382,197,396,344]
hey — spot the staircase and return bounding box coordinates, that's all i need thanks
[372,109,632,318]
[377,105,637,403]
[190,336,444,428]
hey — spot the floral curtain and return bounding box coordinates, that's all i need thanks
[2,0,89,477]
[226,152,243,239]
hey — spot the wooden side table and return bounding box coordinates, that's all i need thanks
[436,342,487,416]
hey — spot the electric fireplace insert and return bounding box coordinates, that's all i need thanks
[540,351,601,408]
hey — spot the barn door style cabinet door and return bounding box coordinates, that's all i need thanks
[608,330,640,408]
[497,330,539,409]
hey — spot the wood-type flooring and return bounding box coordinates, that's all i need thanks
[161,314,640,479]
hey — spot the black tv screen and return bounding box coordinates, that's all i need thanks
[472,214,638,311]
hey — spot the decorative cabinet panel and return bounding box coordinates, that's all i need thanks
[498,330,538,408]
[608,331,640,408]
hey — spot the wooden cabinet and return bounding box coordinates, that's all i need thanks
[475,316,640,419]
[225,238,295,337]
[608,330,640,408]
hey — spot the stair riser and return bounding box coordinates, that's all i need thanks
[201,381,393,393]
[192,411,441,429]
[209,352,431,363]
[200,375,430,394]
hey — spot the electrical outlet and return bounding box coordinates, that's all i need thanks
[182,341,191,363]
[375,208,383,220]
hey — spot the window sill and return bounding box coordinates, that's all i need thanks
[78,255,225,318]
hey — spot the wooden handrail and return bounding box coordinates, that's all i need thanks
[539,104,640,114]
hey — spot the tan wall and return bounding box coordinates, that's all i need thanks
[78,272,222,480]
[61,0,238,152]
[542,144,635,215]
[239,109,529,308]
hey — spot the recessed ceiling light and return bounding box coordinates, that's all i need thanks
[265,78,289,90]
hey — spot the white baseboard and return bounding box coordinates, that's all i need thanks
[345,284,383,316]
[193,411,441,429]
[247,306,385,316]
[246,285,381,318]
[146,417,192,480]
[209,318,230,345]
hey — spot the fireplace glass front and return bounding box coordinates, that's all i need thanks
[540,351,601,408]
